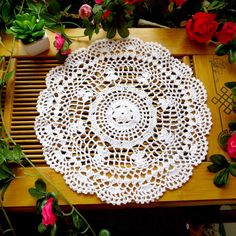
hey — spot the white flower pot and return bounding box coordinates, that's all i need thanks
[23,33,50,56]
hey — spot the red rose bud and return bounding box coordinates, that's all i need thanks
[186,12,218,43]
[215,22,236,44]
[227,132,236,159]
[79,4,92,19]
[103,9,111,21]
[41,197,57,226]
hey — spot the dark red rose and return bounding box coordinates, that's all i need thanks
[215,22,236,44]
[186,12,219,43]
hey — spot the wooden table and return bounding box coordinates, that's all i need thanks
[1,28,236,209]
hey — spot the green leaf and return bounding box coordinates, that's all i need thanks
[107,26,116,39]
[229,163,236,177]
[209,154,229,167]
[93,5,102,14]
[225,82,236,89]
[218,221,226,236]
[3,70,14,82]
[38,223,47,233]
[35,178,47,192]
[99,229,111,236]
[72,212,83,231]
[12,144,23,163]
[1,1,11,23]
[228,121,236,131]
[28,187,46,199]
[231,87,236,96]
[232,104,236,113]
[50,224,57,236]
[215,44,230,56]
[94,11,103,25]
[32,31,45,40]
[218,132,231,149]
[214,168,229,187]
[84,27,94,40]
[207,163,224,173]
[118,25,129,38]
[0,161,14,177]
[229,49,236,64]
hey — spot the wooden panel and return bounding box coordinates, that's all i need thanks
[1,29,236,209]
[193,55,236,157]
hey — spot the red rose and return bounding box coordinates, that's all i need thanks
[95,0,103,4]
[42,197,57,226]
[215,22,236,44]
[103,9,111,21]
[169,0,186,7]
[186,12,219,43]
[227,133,236,159]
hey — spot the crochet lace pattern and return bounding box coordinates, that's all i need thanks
[35,38,212,205]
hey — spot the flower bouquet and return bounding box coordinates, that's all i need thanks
[79,0,144,39]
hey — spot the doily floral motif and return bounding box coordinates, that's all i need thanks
[35,38,212,205]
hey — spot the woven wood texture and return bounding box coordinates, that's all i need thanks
[11,59,62,163]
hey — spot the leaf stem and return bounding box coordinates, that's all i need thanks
[0,199,16,236]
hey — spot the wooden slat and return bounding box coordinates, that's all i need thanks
[9,58,62,163]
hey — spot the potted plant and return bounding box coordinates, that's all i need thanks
[7,12,50,56]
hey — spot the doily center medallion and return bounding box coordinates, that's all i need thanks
[89,86,157,148]
[35,38,212,205]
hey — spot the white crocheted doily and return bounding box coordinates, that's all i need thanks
[35,38,212,205]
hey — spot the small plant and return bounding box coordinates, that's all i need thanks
[7,12,45,44]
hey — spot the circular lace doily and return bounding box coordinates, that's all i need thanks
[35,38,212,205]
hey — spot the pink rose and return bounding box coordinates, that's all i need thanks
[54,33,65,50]
[42,197,57,226]
[95,0,103,4]
[215,22,236,44]
[169,0,186,7]
[186,12,218,43]
[79,4,92,19]
[227,133,236,159]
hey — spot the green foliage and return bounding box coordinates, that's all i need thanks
[208,154,236,187]
[29,178,107,236]
[7,12,45,44]
[215,39,236,64]
[83,0,140,39]
[99,229,111,236]
[0,139,25,200]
